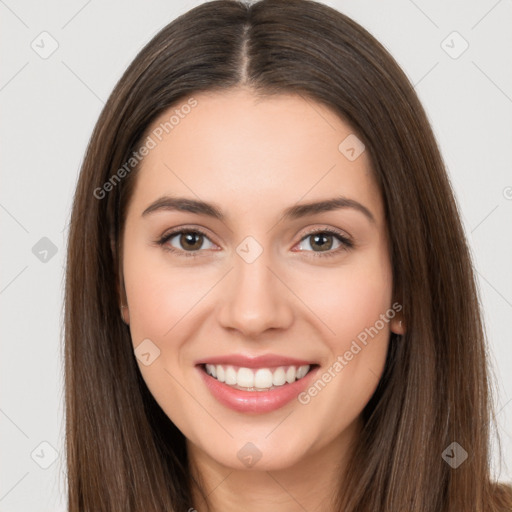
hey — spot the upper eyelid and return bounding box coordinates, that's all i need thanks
[160,226,217,245]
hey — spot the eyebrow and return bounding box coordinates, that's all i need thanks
[141,195,376,224]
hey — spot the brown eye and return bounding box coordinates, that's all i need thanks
[178,232,205,251]
[158,229,215,255]
[309,233,335,252]
[296,229,353,256]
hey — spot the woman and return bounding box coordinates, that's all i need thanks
[64,0,512,510]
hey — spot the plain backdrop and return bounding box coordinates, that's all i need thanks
[1,0,511,509]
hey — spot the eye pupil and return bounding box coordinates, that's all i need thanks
[311,233,333,251]
[181,232,203,250]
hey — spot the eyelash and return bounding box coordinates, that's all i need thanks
[156,226,354,259]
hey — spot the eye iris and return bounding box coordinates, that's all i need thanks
[181,232,203,250]
[311,233,333,252]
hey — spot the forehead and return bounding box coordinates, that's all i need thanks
[128,88,383,224]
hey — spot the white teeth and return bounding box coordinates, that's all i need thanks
[225,366,237,385]
[254,368,273,388]
[272,367,286,386]
[296,365,308,379]
[206,364,216,378]
[237,367,254,388]
[216,365,225,383]
[285,366,296,383]
[204,364,311,390]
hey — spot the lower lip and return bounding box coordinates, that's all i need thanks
[197,365,319,414]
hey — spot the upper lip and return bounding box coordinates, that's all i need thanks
[195,354,317,369]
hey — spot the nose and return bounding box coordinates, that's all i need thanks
[217,249,294,338]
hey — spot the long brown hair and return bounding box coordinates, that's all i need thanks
[64,0,512,510]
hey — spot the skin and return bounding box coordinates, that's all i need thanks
[120,87,405,512]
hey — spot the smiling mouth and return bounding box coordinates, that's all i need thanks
[200,363,318,392]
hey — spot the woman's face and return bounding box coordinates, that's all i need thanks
[121,87,403,471]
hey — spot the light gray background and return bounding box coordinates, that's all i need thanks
[1,0,511,509]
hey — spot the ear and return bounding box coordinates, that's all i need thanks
[111,236,130,325]
[118,273,130,325]
[390,312,405,335]
[121,304,130,325]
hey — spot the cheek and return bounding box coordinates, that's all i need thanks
[122,245,211,433]
[294,251,393,346]
[292,285,392,446]
[291,249,393,415]
[123,240,213,344]
[299,253,393,425]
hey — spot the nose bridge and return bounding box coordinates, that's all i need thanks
[217,240,294,336]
